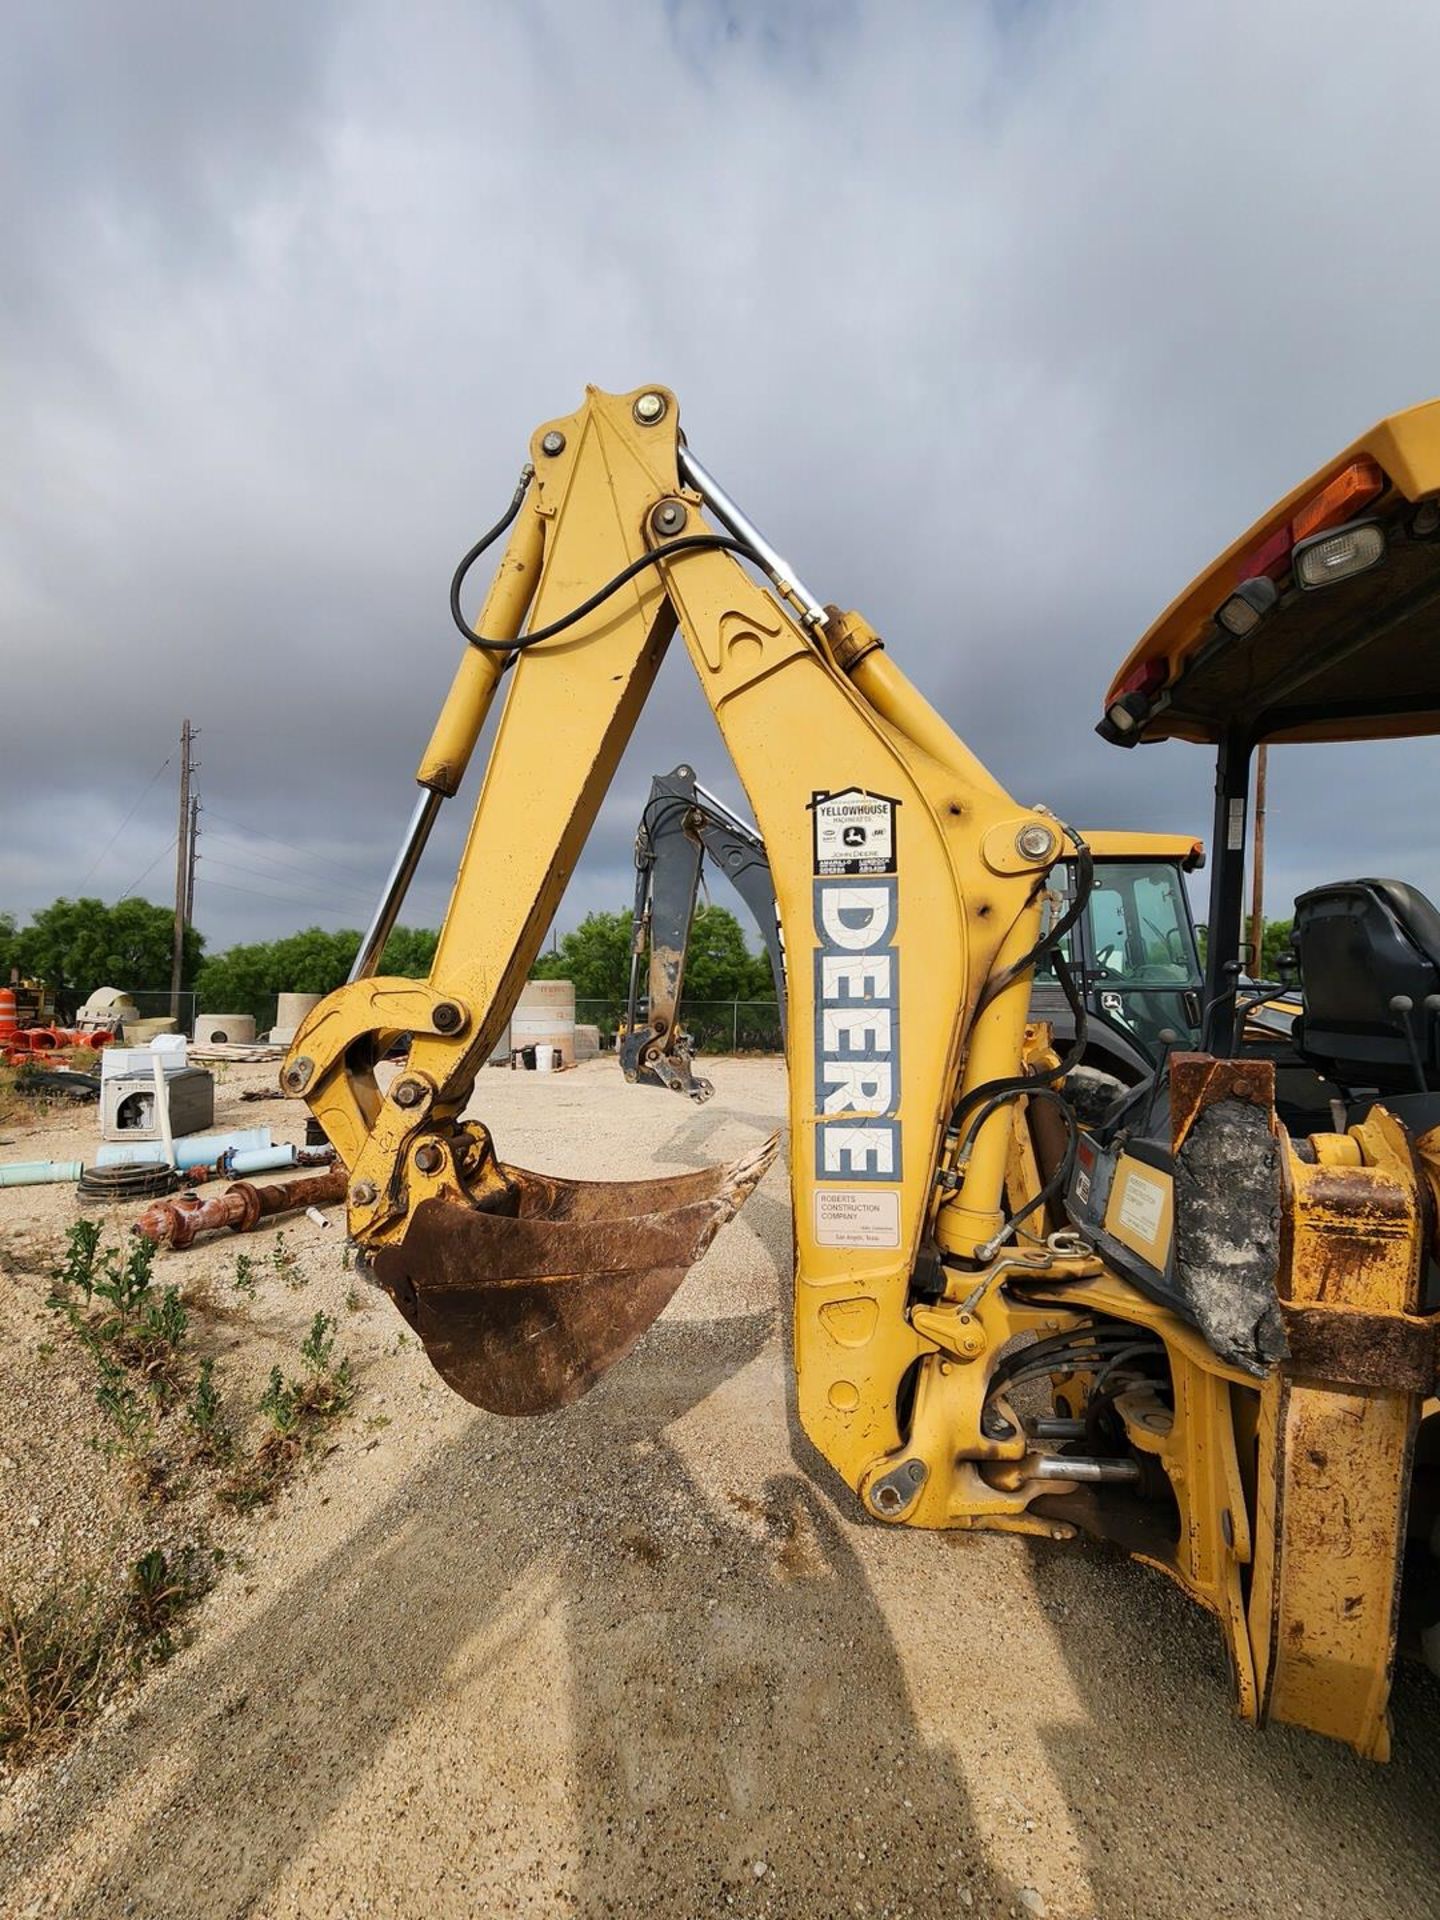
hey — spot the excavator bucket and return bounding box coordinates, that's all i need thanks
[372,1134,778,1414]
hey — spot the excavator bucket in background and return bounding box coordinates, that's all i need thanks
[372,1135,778,1414]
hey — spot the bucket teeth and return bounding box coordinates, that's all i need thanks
[372,1133,778,1414]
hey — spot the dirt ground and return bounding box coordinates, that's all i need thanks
[1,1054,1439,1920]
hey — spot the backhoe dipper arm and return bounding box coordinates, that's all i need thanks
[621,765,787,1101]
[288,384,1066,1485]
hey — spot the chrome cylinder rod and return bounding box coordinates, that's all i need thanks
[692,779,764,846]
[677,444,828,627]
[1031,1455,1141,1485]
[349,788,443,983]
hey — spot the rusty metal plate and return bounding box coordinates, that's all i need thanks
[373,1134,777,1414]
[1282,1302,1440,1393]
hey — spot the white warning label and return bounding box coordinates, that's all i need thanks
[1116,1169,1166,1245]
[814,1188,901,1249]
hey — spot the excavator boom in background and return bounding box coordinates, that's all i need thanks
[287,386,1440,1759]
[621,764,786,1101]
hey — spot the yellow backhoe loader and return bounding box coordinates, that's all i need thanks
[285,386,1440,1758]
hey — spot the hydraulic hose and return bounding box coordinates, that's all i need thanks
[451,494,773,655]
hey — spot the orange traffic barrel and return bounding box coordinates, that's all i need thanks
[0,990,16,1043]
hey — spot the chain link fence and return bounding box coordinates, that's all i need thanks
[575,998,783,1054]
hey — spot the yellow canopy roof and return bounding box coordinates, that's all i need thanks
[1104,400,1440,746]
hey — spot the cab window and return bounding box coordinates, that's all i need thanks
[1085,861,1200,984]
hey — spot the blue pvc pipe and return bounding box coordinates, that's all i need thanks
[95,1127,273,1171]
[227,1145,299,1176]
[0,1160,83,1186]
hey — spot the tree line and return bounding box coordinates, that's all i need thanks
[0,896,776,1024]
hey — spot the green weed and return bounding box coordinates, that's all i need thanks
[219,1322,357,1511]
[270,1231,305,1288]
[185,1358,234,1466]
[1,1544,214,1768]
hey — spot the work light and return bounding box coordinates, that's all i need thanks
[1293,520,1385,590]
[1215,576,1279,637]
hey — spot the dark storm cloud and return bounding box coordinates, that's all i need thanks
[3,2,1439,952]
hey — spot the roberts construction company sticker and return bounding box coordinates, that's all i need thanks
[809,788,899,876]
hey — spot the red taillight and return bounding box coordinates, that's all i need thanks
[1117,659,1166,701]
[1291,457,1385,543]
[1237,523,1293,581]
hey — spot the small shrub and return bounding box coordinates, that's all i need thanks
[270,1232,305,1289]
[300,1312,336,1374]
[92,1235,156,1318]
[125,1546,215,1659]
[231,1252,258,1299]
[48,1220,102,1310]
[93,1359,154,1459]
[258,1365,300,1437]
[218,1323,357,1510]
[185,1358,233,1466]
[0,1580,118,1766]
[113,1287,190,1410]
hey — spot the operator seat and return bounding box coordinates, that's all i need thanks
[1292,878,1440,1092]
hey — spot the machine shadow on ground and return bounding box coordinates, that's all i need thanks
[3,1305,1017,1918]
[1023,1536,1440,1917]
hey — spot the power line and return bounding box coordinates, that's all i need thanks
[202,809,383,883]
[193,864,366,913]
[192,875,361,922]
[201,843,377,903]
[202,805,450,904]
[198,856,371,915]
[200,836,379,906]
[119,835,178,902]
[80,752,174,885]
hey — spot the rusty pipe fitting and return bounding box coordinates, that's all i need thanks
[136,1166,348,1249]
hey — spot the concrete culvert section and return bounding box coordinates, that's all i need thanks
[193,1014,257,1047]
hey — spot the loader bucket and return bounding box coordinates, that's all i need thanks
[371,1134,778,1414]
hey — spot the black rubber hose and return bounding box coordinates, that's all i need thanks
[447,465,534,638]
[451,486,772,653]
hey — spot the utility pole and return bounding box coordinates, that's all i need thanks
[1249,744,1268,976]
[169,720,197,1019]
[184,793,201,926]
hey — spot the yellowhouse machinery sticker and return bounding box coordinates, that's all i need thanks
[810,786,898,876]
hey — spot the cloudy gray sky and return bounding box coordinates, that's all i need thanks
[5,0,1440,959]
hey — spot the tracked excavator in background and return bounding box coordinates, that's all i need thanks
[287,385,1440,1758]
[619,765,786,1101]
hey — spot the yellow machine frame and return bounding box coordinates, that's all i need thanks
[289,387,1438,1757]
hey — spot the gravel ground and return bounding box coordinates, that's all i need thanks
[2,1055,1439,1920]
